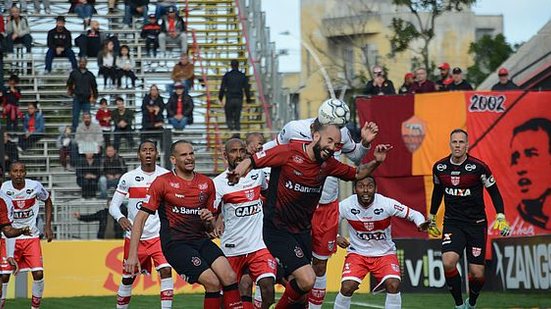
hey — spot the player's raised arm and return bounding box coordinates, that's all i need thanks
[355,144,392,180]
[342,121,379,165]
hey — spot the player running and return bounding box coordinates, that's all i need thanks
[263,99,378,308]
[0,162,53,309]
[125,140,243,309]
[334,176,430,309]
[109,140,173,309]
[430,129,510,309]
[213,138,276,309]
[229,122,391,308]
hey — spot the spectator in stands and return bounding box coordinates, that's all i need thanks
[435,62,453,91]
[70,0,95,29]
[491,68,520,91]
[4,0,27,13]
[2,74,22,131]
[218,59,251,132]
[364,65,395,95]
[18,101,45,151]
[67,57,98,131]
[98,145,126,199]
[141,84,165,142]
[409,68,436,94]
[75,20,107,58]
[398,72,414,94]
[45,16,77,73]
[73,199,126,238]
[140,14,161,60]
[159,7,187,56]
[448,67,473,91]
[95,98,112,146]
[115,45,137,88]
[167,82,193,130]
[98,40,118,89]
[123,0,149,28]
[155,0,176,19]
[111,97,134,151]
[33,0,51,13]
[76,152,101,199]
[56,125,74,170]
[168,52,194,94]
[75,112,104,155]
[5,6,32,54]
[108,0,118,14]
[4,132,18,170]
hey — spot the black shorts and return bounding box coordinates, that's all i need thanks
[441,222,487,265]
[162,239,225,284]
[263,223,312,278]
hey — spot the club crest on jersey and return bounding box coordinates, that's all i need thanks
[294,246,304,258]
[245,190,255,201]
[191,256,202,267]
[169,182,180,189]
[465,164,476,171]
[401,115,426,153]
[363,222,374,231]
[267,259,277,270]
[472,247,482,257]
[292,155,304,164]
[436,164,447,171]
[16,200,26,209]
[256,151,266,159]
[199,183,208,190]
[451,176,460,186]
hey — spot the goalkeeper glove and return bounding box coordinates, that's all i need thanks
[493,213,510,236]
[427,214,441,237]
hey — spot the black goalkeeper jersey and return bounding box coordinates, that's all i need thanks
[432,155,497,225]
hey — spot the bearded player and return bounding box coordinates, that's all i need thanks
[263,99,378,308]
[109,140,173,309]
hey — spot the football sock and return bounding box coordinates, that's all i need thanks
[242,295,253,309]
[1,282,8,309]
[468,276,485,306]
[31,279,44,309]
[116,283,132,309]
[333,292,352,309]
[445,268,464,306]
[223,283,243,309]
[253,285,262,308]
[204,291,221,308]
[308,274,327,308]
[385,292,401,309]
[160,277,174,308]
[275,279,307,309]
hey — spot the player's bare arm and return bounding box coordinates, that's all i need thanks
[355,144,393,180]
[7,257,19,276]
[118,217,133,231]
[124,210,150,274]
[199,209,215,233]
[227,157,252,185]
[44,196,54,242]
[360,121,379,147]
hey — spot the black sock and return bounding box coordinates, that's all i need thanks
[468,276,485,305]
[241,295,253,303]
[445,268,463,306]
[223,283,239,292]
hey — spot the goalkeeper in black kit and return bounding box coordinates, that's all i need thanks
[428,129,510,309]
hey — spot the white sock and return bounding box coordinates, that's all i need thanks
[309,274,327,308]
[1,282,7,309]
[31,279,44,309]
[385,292,401,309]
[253,284,262,308]
[160,278,174,309]
[333,292,352,309]
[116,283,132,309]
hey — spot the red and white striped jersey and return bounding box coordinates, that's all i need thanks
[111,166,169,240]
[1,179,49,239]
[213,169,268,256]
[339,193,425,257]
[266,118,367,204]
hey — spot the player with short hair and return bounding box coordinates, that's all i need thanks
[0,162,53,309]
[125,140,243,309]
[263,99,379,308]
[229,123,391,308]
[430,129,510,309]
[213,138,276,309]
[334,176,430,309]
[109,140,173,309]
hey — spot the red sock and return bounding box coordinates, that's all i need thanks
[223,284,243,309]
[276,279,307,309]
[204,292,221,309]
[242,295,254,309]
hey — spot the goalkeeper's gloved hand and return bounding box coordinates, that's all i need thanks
[493,213,510,237]
[427,214,441,237]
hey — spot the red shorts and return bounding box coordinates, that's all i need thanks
[311,200,339,259]
[341,253,401,293]
[0,238,43,274]
[227,248,277,283]
[123,237,170,278]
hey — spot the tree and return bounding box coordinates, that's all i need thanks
[389,0,476,71]
[467,34,514,86]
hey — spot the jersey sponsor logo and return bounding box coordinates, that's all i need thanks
[451,176,460,186]
[401,115,426,153]
[284,180,321,194]
[292,155,304,164]
[451,171,460,175]
[191,256,202,267]
[481,174,496,187]
[5,191,13,196]
[13,209,34,219]
[267,258,277,270]
[171,206,201,215]
[169,182,180,189]
[445,187,471,196]
[465,164,476,171]
[294,246,304,258]
[356,231,386,241]
[442,233,452,245]
[235,204,261,217]
[293,170,303,176]
[175,193,185,199]
[256,151,266,159]
[472,247,482,257]
[135,176,144,182]
[436,164,447,171]
[299,132,309,138]
[25,189,33,194]
[394,204,404,212]
[351,208,360,215]
[373,208,384,215]
[250,173,259,180]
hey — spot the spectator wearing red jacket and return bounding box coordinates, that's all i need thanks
[2,75,22,132]
[140,14,161,58]
[95,98,112,146]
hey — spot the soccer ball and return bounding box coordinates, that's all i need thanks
[317,99,350,127]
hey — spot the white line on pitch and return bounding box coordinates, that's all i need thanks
[326,301,385,308]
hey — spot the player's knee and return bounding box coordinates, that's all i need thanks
[121,276,135,286]
[158,267,172,278]
[258,277,274,295]
[340,281,359,297]
[239,275,253,296]
[311,258,327,276]
[32,270,44,281]
[1,275,11,283]
[220,269,237,286]
[385,279,400,293]
[442,258,458,271]
[295,270,316,291]
[469,271,485,280]
[200,270,221,292]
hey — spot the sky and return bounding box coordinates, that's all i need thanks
[262,0,551,72]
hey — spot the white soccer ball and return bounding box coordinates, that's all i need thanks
[317,99,351,127]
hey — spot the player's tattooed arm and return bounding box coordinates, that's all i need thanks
[44,196,54,242]
[1,225,31,238]
[355,144,393,180]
